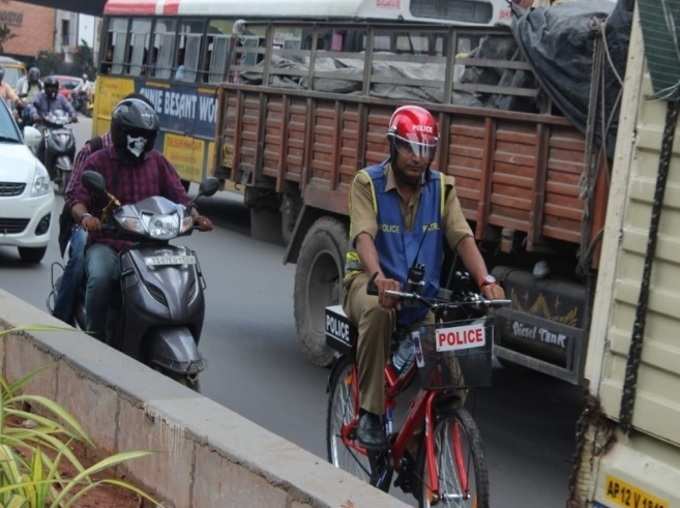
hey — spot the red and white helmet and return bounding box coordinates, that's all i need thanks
[387,105,439,161]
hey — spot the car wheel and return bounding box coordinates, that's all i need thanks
[18,246,47,264]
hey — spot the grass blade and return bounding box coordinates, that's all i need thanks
[63,478,162,508]
[50,450,152,507]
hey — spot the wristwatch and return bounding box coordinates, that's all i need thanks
[479,274,497,288]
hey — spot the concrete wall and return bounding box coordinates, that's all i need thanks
[0,289,408,508]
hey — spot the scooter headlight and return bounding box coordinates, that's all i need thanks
[116,215,146,235]
[179,207,193,234]
[144,213,180,240]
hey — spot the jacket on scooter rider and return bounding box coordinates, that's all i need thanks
[29,93,76,121]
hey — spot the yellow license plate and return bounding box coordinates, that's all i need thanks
[605,475,668,508]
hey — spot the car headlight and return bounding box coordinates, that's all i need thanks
[143,213,180,240]
[31,164,51,197]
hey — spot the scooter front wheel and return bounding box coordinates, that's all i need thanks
[56,169,70,195]
[163,369,201,393]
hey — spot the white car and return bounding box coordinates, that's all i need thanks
[0,99,54,263]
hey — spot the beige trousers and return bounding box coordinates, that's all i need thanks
[343,272,466,415]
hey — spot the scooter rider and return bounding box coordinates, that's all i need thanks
[16,66,43,105]
[53,94,154,325]
[29,76,77,123]
[68,98,213,341]
[343,105,505,449]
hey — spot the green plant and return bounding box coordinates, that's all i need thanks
[0,328,161,507]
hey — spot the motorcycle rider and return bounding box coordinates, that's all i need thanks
[29,76,77,123]
[344,105,505,449]
[16,67,43,106]
[53,93,151,325]
[67,98,213,341]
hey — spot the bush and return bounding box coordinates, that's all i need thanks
[0,328,160,507]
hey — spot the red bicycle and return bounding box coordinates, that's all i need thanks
[325,286,510,507]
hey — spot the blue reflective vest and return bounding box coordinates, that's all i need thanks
[365,162,445,325]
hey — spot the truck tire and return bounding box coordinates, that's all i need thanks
[294,217,347,367]
[250,206,283,245]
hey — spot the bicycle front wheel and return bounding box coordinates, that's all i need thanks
[326,356,372,483]
[418,409,489,508]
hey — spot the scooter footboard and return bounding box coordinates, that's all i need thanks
[147,326,205,375]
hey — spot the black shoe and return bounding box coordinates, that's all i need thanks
[357,411,387,450]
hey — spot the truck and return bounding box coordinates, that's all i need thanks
[568,3,680,506]
[211,1,631,381]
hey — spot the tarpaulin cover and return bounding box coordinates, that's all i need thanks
[240,54,484,107]
[512,0,633,156]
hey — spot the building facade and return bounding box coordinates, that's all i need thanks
[0,1,100,66]
[0,1,55,60]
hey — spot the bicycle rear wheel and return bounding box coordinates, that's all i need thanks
[418,409,489,508]
[326,356,372,483]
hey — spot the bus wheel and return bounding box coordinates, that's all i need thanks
[294,217,346,367]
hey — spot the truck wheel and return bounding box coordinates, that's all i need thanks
[294,217,347,367]
[250,206,283,245]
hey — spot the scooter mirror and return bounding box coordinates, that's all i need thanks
[82,170,107,195]
[198,177,219,198]
[23,126,41,155]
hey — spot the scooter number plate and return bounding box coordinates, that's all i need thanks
[146,255,196,266]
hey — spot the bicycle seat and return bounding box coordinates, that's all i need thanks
[325,305,356,354]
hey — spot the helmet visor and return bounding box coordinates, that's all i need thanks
[393,134,438,161]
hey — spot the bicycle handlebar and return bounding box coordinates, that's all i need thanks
[367,273,510,309]
[384,289,511,308]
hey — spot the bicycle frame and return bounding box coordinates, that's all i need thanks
[339,359,471,501]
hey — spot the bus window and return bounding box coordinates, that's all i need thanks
[175,20,205,82]
[107,17,129,75]
[128,18,152,76]
[206,19,233,83]
[151,19,177,80]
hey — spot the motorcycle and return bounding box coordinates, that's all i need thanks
[71,90,91,117]
[38,109,76,195]
[49,170,220,389]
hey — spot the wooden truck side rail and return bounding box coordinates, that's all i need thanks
[211,20,610,375]
[216,82,604,251]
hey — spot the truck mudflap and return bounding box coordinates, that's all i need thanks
[492,266,588,384]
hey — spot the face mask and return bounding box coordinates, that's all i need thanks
[126,135,147,159]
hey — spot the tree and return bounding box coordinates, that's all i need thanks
[74,39,95,79]
[0,23,16,53]
[36,50,62,77]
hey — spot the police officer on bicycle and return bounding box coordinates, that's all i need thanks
[343,105,505,450]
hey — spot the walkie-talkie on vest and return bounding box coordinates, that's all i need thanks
[406,227,428,295]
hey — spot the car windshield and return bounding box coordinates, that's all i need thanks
[0,102,21,143]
